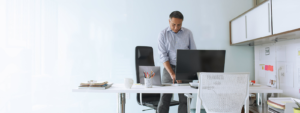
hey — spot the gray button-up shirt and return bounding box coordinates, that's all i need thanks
[158,27,196,65]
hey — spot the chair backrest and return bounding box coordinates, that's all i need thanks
[197,72,249,113]
[135,46,155,83]
[135,46,160,104]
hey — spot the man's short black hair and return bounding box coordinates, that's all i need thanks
[169,11,184,20]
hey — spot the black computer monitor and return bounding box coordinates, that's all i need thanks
[175,50,226,80]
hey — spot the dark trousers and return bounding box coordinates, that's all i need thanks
[157,65,190,113]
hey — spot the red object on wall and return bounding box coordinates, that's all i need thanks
[265,65,274,71]
[270,65,273,71]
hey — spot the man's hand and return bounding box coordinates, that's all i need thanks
[171,74,182,84]
[163,61,177,84]
[176,80,182,83]
[171,73,176,84]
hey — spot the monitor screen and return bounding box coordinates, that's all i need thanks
[175,50,226,80]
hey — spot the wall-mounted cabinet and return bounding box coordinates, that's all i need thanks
[231,15,247,44]
[272,0,300,34]
[246,1,272,40]
[230,0,300,46]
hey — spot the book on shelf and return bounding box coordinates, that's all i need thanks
[267,100,285,109]
[268,105,284,113]
[267,97,300,109]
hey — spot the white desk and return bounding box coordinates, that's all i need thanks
[72,84,283,113]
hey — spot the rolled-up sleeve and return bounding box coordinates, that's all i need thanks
[189,31,197,50]
[158,32,169,63]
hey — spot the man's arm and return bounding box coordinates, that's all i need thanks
[163,61,176,84]
[158,32,179,84]
[189,30,197,49]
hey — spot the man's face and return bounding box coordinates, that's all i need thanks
[169,17,183,33]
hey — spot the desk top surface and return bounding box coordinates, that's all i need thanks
[72,84,283,93]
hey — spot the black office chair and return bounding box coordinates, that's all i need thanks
[135,46,179,112]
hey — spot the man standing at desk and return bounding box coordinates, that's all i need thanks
[157,11,196,113]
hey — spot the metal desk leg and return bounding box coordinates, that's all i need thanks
[184,93,193,113]
[118,93,126,113]
[261,93,268,113]
[195,93,201,113]
[245,97,249,113]
[187,97,190,113]
[256,93,261,106]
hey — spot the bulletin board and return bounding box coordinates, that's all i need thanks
[254,38,300,98]
[255,43,277,87]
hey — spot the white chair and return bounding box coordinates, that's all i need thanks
[194,72,249,113]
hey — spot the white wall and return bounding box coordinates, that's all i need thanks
[0,0,254,113]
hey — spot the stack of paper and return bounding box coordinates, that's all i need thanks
[267,97,297,109]
[79,81,113,89]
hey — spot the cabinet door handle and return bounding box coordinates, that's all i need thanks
[268,3,270,33]
[245,16,247,39]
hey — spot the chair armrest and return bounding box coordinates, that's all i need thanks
[184,93,193,98]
